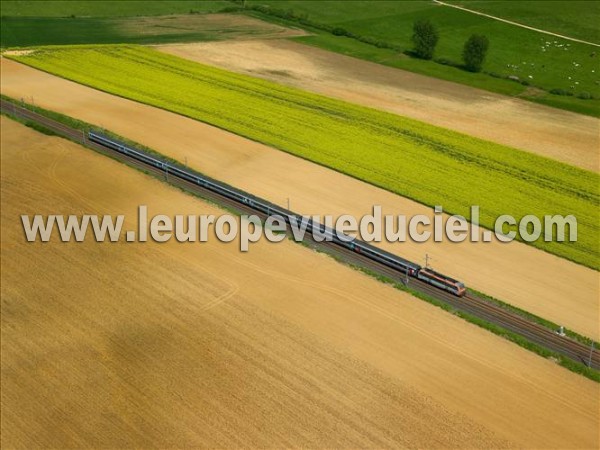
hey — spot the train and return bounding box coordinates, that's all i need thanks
[88,131,467,297]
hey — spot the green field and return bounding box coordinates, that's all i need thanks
[0,1,230,17]
[245,0,600,115]
[0,1,240,47]
[0,0,238,47]
[450,1,600,44]
[9,45,599,269]
[1,16,208,47]
[0,13,287,47]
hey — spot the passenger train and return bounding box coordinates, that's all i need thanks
[88,131,467,297]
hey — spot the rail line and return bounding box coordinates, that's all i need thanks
[2,98,597,371]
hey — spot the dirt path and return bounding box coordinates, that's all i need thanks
[158,39,599,172]
[433,0,600,47]
[1,58,598,340]
[2,117,598,448]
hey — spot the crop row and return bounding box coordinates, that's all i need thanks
[10,45,599,269]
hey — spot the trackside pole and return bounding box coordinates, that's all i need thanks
[425,253,431,269]
[588,342,595,368]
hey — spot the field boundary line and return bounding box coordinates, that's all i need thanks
[433,0,600,47]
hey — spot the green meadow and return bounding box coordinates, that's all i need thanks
[450,1,599,43]
[0,1,230,17]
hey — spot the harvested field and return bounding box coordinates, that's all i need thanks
[2,117,599,448]
[158,39,600,172]
[1,58,598,339]
[115,13,308,40]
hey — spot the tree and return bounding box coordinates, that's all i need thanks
[411,19,439,60]
[462,34,489,72]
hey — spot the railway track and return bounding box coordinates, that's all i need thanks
[2,98,598,371]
